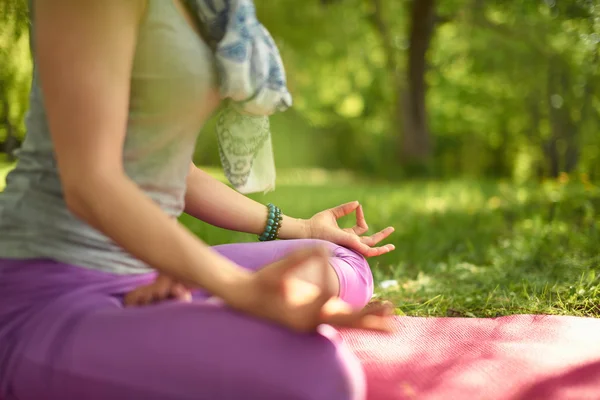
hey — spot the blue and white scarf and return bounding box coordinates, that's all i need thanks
[185,0,292,194]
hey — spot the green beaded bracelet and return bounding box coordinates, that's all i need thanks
[259,203,282,241]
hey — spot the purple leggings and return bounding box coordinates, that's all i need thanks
[0,239,373,400]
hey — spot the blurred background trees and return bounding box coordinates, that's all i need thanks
[2,0,599,181]
[0,0,29,160]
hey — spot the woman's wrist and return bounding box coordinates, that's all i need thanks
[277,215,311,240]
[194,258,253,302]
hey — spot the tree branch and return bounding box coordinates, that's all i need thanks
[469,7,550,58]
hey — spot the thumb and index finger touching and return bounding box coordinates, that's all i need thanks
[331,201,369,234]
[331,201,396,256]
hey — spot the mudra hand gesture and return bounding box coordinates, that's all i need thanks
[307,201,395,257]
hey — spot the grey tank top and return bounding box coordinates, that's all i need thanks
[0,0,219,274]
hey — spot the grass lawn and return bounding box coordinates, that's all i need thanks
[2,159,599,318]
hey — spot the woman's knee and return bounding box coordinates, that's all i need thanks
[218,238,374,308]
[328,244,374,309]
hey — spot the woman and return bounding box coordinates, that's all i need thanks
[0,1,395,399]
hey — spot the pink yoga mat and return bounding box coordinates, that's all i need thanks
[341,315,600,400]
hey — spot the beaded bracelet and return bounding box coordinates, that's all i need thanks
[259,203,282,241]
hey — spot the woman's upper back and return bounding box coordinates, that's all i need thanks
[0,0,219,274]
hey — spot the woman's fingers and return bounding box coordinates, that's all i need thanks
[355,302,395,331]
[341,227,396,257]
[125,286,153,306]
[360,227,395,246]
[352,204,369,235]
[327,201,395,257]
[259,246,336,331]
[360,243,394,258]
[321,298,393,332]
[367,244,395,257]
[123,290,140,306]
[353,314,394,332]
[330,201,360,219]
[152,277,172,302]
[338,233,394,258]
[124,278,193,307]
[171,283,192,302]
[331,201,369,235]
[360,301,395,317]
[275,247,339,331]
[343,307,393,332]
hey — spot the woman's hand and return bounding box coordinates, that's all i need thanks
[224,246,394,333]
[125,246,393,332]
[124,274,192,306]
[307,201,395,258]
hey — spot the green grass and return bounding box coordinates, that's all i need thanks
[3,159,599,318]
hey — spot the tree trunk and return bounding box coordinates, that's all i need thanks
[491,120,509,176]
[544,60,579,177]
[561,69,579,173]
[402,0,435,162]
[545,62,562,178]
[566,48,598,174]
[527,95,546,180]
[563,120,579,173]
[371,0,405,166]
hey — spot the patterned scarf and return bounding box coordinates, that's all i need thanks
[184,0,292,194]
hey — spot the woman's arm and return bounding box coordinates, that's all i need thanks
[35,0,248,296]
[184,164,395,257]
[184,163,310,239]
[34,0,393,333]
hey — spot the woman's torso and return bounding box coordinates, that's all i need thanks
[0,0,219,274]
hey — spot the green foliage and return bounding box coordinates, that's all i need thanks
[254,0,600,180]
[0,0,31,148]
[1,0,600,181]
